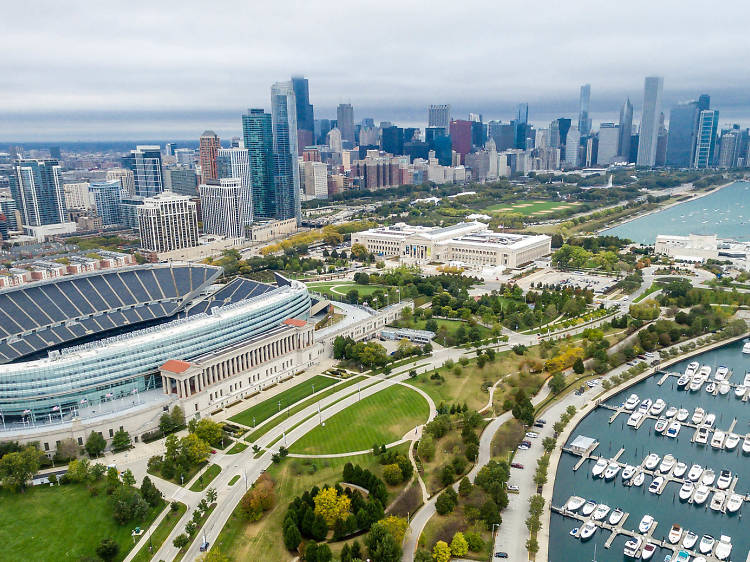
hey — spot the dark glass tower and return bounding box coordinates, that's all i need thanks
[13,159,67,226]
[242,109,275,220]
[271,81,301,223]
[291,76,314,134]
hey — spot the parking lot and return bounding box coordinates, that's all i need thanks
[518,269,618,294]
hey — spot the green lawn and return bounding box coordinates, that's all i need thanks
[289,384,430,454]
[131,502,187,562]
[484,199,580,217]
[226,442,248,454]
[0,484,163,561]
[306,281,394,298]
[229,375,339,428]
[228,475,241,486]
[189,463,221,492]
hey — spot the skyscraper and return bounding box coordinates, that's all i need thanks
[217,147,252,223]
[337,103,354,146]
[665,101,700,168]
[428,105,451,134]
[636,76,664,166]
[106,168,135,195]
[13,159,67,226]
[199,131,221,184]
[597,123,619,164]
[381,126,404,155]
[718,129,741,169]
[450,120,473,163]
[618,98,633,161]
[122,146,163,197]
[242,108,275,220]
[292,76,315,153]
[199,178,252,239]
[513,103,529,149]
[163,165,198,196]
[693,109,719,169]
[564,126,580,167]
[271,81,301,223]
[578,84,592,136]
[137,192,198,253]
[89,180,123,226]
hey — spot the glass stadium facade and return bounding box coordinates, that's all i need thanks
[0,279,310,422]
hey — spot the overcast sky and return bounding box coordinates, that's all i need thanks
[3,0,749,141]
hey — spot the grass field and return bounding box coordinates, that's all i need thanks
[227,442,248,454]
[289,385,430,454]
[0,484,163,561]
[229,375,339,428]
[131,502,186,562]
[484,199,580,217]
[306,281,394,298]
[189,463,221,492]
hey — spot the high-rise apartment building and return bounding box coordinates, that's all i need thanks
[618,99,633,161]
[174,148,195,166]
[217,147,252,221]
[122,146,163,197]
[337,103,355,146]
[665,95,709,168]
[597,123,619,164]
[137,192,198,253]
[300,160,328,199]
[106,168,135,195]
[242,108,275,220]
[578,84,592,136]
[636,77,664,166]
[163,165,198,196]
[63,182,93,210]
[693,110,719,169]
[199,178,252,239]
[13,159,67,227]
[428,105,451,134]
[271,81,302,223]
[199,131,221,184]
[326,128,343,153]
[564,127,580,167]
[718,130,742,168]
[89,180,123,226]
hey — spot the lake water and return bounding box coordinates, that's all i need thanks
[602,181,750,244]
[549,339,750,562]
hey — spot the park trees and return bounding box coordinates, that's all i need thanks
[85,431,107,457]
[0,445,42,492]
[95,538,120,561]
[450,532,469,557]
[314,487,351,526]
[190,418,224,448]
[111,429,132,452]
[432,540,451,562]
[239,474,275,521]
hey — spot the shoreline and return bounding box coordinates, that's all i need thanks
[596,179,741,236]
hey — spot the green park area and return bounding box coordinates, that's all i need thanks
[289,385,430,455]
[306,281,398,302]
[229,375,339,428]
[0,484,163,561]
[484,199,580,217]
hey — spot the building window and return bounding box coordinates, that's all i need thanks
[44,442,49,451]
[77,437,83,445]
[109,428,113,437]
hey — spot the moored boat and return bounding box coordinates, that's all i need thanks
[724,433,739,450]
[679,481,694,501]
[622,465,637,481]
[695,427,709,444]
[632,471,645,487]
[638,398,653,413]
[689,377,703,392]
[693,485,710,505]
[592,458,607,477]
[641,542,656,560]
[718,381,730,395]
[685,361,700,376]
[628,411,645,427]
[644,453,660,470]
[666,421,681,438]
[743,341,750,354]
[579,521,597,540]
[711,430,726,449]
[624,536,642,557]
[698,365,712,379]
[609,507,624,525]
[673,462,687,478]
[675,551,690,562]
[710,491,726,511]
[743,434,750,454]
[592,503,610,520]
[726,493,743,513]
[649,476,664,494]
[744,371,750,386]
[582,500,596,515]
[654,417,668,432]
[624,393,640,411]
[659,454,676,473]
[698,534,715,554]
[705,381,716,394]
[638,514,655,533]
[565,495,586,511]
[676,408,689,422]
[715,365,729,381]
[682,530,698,549]
[687,464,703,481]
[716,469,732,489]
[650,398,666,415]
[668,524,683,544]
[701,468,716,486]
[735,384,746,398]
[691,407,705,424]
[715,535,732,560]
[665,406,678,418]
[677,374,690,388]
[703,413,716,427]
[604,462,621,480]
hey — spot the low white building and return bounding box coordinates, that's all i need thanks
[655,234,718,261]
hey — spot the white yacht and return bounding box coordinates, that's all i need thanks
[604,463,621,480]
[638,398,653,413]
[689,377,703,392]
[705,381,717,394]
[565,496,586,511]
[654,417,668,433]
[673,462,688,478]
[743,434,750,454]
[695,427,710,444]
[699,534,715,554]
[701,468,716,486]
[579,521,597,540]
[624,393,640,411]
[685,361,700,376]
[592,503,610,521]
[668,524,683,544]
[715,535,732,560]
[676,408,689,422]
[622,465,637,481]
[582,500,596,516]
[742,341,750,354]
[623,536,642,558]
[666,421,681,438]
[715,365,729,381]
[724,433,740,450]
[650,398,666,415]
[659,454,676,473]
[627,411,645,427]
[703,413,716,427]
[734,384,746,398]
[592,458,608,477]
[710,491,726,511]
[726,493,743,513]
[682,530,698,549]
[665,406,678,418]
[632,471,645,487]
[711,430,726,449]
[717,469,732,489]
[609,508,624,525]
[718,381,730,395]
[693,485,710,505]
[699,365,712,379]
[679,481,694,500]
[691,407,706,424]
[644,453,660,470]
[649,476,664,494]
[638,514,655,533]
[677,373,691,388]
[688,464,703,481]
[641,542,656,560]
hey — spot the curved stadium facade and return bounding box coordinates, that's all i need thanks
[0,264,310,423]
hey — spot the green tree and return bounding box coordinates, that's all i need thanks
[95,537,120,561]
[435,488,457,515]
[140,475,163,506]
[365,521,402,562]
[192,419,224,447]
[111,429,132,452]
[432,540,451,562]
[181,433,212,465]
[283,523,302,551]
[450,532,469,557]
[110,485,149,525]
[458,477,472,497]
[382,464,403,485]
[0,446,42,492]
[173,534,189,549]
[549,372,566,395]
[85,431,107,457]
[573,357,585,374]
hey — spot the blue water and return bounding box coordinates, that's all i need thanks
[549,339,750,562]
[603,181,750,244]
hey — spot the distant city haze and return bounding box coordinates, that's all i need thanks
[2,0,749,141]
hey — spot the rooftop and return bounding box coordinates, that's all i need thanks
[161,359,192,373]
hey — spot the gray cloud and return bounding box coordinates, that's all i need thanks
[2,0,749,141]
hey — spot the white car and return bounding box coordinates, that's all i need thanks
[525,432,539,439]
[507,484,519,492]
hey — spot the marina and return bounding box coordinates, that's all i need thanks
[550,339,750,561]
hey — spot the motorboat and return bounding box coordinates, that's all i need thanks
[711,430,726,449]
[579,521,597,540]
[569,527,579,537]
[666,421,681,438]
[703,413,716,428]
[716,469,732,489]
[677,374,691,388]
[628,411,645,427]
[743,435,750,454]
[725,433,740,450]
[710,491,726,511]
[691,407,706,425]
[679,481,694,500]
[665,406,678,418]
[659,454,676,473]
[715,365,729,381]
[650,399,666,415]
[699,365,712,379]
[632,471,645,487]
[693,485,710,505]
[624,536,642,557]
[734,385,746,398]
[701,468,716,486]
[687,464,703,481]
[644,453,661,470]
[565,496,586,511]
[689,378,703,392]
[592,458,608,477]
[676,408,689,422]
[622,465,637,481]
[715,535,732,560]
[592,503,610,520]
[682,530,698,549]
[654,417,669,433]
[638,398,653,413]
[604,463,621,480]
[743,341,750,354]
[718,381,730,395]
[609,508,624,525]
[699,534,715,554]
[668,524,683,544]
[726,493,743,513]
[649,476,664,494]
[638,514,655,533]
[705,382,716,394]
[685,361,700,377]
[641,543,656,560]
[695,427,709,444]
[675,551,690,562]
[673,462,688,478]
[582,500,597,516]
[624,393,640,411]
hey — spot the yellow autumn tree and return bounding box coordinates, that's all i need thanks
[544,345,584,373]
[377,515,409,544]
[313,487,351,527]
[432,540,451,562]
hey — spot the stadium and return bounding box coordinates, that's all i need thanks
[0,263,312,435]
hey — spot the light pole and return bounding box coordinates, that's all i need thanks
[490,523,501,561]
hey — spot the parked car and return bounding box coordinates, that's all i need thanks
[536,419,547,425]
[199,541,210,552]
[525,432,538,439]
[507,484,519,492]
[495,553,509,559]
[533,421,545,428]
[521,440,532,447]
[511,462,524,469]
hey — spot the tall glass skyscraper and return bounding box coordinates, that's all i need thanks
[217,147,253,228]
[336,103,355,145]
[242,109,275,220]
[271,82,301,224]
[13,159,67,226]
[578,84,592,136]
[122,146,163,197]
[636,77,664,166]
[89,180,123,225]
[665,95,709,168]
[291,76,314,134]
[618,98,633,161]
[693,109,719,169]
